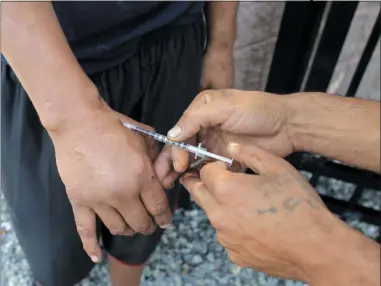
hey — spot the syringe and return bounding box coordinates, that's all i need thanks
[123,122,233,166]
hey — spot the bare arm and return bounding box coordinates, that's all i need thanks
[205,2,238,51]
[2,2,173,262]
[1,2,100,131]
[308,225,380,286]
[287,93,380,173]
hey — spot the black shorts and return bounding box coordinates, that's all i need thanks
[1,20,205,286]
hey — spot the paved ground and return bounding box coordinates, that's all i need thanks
[2,172,380,286]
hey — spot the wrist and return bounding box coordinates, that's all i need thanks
[207,39,235,52]
[284,92,327,153]
[40,82,104,134]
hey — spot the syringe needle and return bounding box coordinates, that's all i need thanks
[122,122,233,166]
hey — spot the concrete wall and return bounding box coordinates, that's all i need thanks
[234,2,380,101]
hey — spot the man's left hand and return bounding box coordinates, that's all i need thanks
[179,142,360,284]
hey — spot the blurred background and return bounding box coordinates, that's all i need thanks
[1,1,380,285]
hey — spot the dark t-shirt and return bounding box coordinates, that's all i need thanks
[2,1,205,74]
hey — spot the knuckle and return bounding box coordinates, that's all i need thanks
[109,224,127,235]
[149,200,168,216]
[110,187,129,201]
[209,211,224,231]
[214,179,231,197]
[136,222,154,234]
[228,252,241,266]
[123,228,135,236]
[181,109,194,121]
[199,89,215,97]
[216,233,228,247]
[190,181,205,195]
[198,90,214,102]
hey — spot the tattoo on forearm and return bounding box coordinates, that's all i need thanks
[283,197,302,211]
[257,207,277,215]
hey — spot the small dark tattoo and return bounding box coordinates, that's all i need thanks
[283,197,302,211]
[257,207,277,215]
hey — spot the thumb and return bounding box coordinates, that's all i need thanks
[117,112,154,132]
[167,91,230,142]
[227,142,289,176]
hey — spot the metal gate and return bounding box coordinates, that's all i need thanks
[265,2,381,241]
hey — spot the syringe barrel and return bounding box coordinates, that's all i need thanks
[185,145,202,156]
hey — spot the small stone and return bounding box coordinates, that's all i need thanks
[190,220,198,229]
[205,253,214,262]
[190,254,203,265]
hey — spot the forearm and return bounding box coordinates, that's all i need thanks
[205,2,238,51]
[286,93,380,173]
[1,2,100,132]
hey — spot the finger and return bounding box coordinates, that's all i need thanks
[154,145,181,189]
[167,90,231,142]
[171,146,189,173]
[117,198,157,235]
[180,172,217,210]
[227,142,291,176]
[140,164,173,229]
[162,171,180,189]
[94,205,134,236]
[171,135,197,173]
[71,204,102,263]
[154,144,174,183]
[199,161,234,195]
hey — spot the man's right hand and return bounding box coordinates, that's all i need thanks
[48,99,172,263]
[167,89,295,174]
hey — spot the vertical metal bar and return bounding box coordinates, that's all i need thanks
[304,2,358,92]
[309,173,320,188]
[346,10,381,97]
[349,185,364,205]
[266,2,326,93]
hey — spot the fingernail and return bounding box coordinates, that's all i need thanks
[159,224,171,229]
[167,125,182,138]
[227,142,240,153]
[91,256,100,263]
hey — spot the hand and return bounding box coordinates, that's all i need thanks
[167,89,294,171]
[155,49,234,186]
[49,100,172,263]
[154,136,198,189]
[180,142,355,283]
[201,47,234,90]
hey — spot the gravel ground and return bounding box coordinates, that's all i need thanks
[1,172,380,286]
